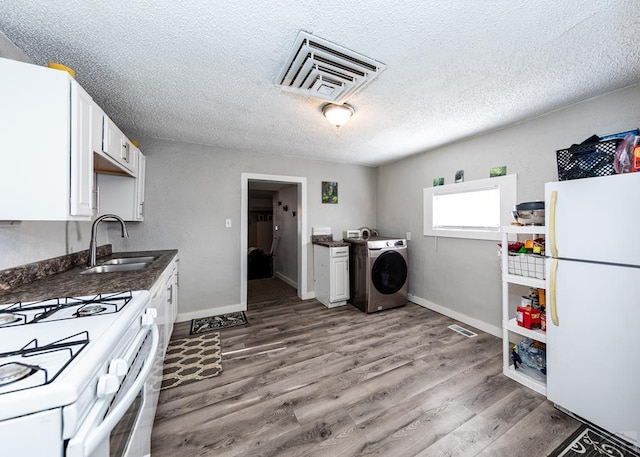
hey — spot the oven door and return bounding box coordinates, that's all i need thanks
[65,312,159,457]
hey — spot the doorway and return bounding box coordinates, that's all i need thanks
[240,173,309,309]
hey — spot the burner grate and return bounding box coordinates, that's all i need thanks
[0,331,89,394]
[0,291,133,325]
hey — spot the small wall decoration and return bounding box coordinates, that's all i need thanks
[455,170,464,183]
[322,181,338,204]
[433,177,444,187]
[490,166,507,177]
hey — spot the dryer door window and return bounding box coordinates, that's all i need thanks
[371,251,407,295]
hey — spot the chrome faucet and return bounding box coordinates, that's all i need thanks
[89,214,129,267]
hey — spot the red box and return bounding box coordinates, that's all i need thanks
[517,306,541,329]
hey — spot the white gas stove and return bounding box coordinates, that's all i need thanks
[0,290,160,457]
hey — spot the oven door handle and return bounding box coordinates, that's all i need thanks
[66,323,159,457]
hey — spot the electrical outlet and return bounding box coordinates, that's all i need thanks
[406,231,411,240]
[225,218,232,228]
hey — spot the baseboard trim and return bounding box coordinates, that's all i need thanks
[408,293,502,338]
[176,303,245,323]
[275,272,298,289]
[300,291,315,300]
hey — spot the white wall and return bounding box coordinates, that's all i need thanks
[109,137,377,318]
[376,83,640,334]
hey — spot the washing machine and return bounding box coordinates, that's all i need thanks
[344,236,408,313]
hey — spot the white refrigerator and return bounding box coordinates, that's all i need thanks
[545,172,640,447]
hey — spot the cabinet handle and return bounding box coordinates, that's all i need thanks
[95,185,100,214]
[167,284,173,305]
[549,190,558,258]
[549,258,559,326]
[122,142,129,162]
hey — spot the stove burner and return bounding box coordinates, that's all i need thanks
[0,363,36,386]
[75,305,107,317]
[0,313,21,326]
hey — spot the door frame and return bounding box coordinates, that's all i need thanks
[241,173,310,307]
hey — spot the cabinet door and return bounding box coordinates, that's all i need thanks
[69,81,94,217]
[164,273,174,344]
[330,256,349,301]
[171,259,179,323]
[135,151,146,220]
[149,279,168,355]
[102,116,136,174]
[96,149,145,221]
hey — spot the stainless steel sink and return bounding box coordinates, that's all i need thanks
[103,256,157,265]
[81,262,151,274]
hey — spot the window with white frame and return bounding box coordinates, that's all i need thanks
[423,174,517,240]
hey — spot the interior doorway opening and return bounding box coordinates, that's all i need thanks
[240,173,308,309]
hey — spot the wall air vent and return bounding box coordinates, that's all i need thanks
[276,31,386,104]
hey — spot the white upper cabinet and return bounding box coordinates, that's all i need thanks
[102,116,137,175]
[0,57,142,221]
[69,81,94,217]
[96,149,146,221]
[0,58,93,220]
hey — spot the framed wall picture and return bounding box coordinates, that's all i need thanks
[322,181,338,204]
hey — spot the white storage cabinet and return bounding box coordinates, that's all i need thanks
[314,245,349,308]
[0,58,139,220]
[102,116,137,175]
[0,58,95,220]
[501,225,547,395]
[149,255,179,355]
[96,150,146,221]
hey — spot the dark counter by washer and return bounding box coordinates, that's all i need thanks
[311,235,349,248]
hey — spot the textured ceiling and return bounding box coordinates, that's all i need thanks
[1,1,639,166]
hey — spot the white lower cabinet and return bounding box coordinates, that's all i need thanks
[149,255,179,354]
[314,245,349,308]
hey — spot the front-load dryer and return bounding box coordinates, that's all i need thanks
[344,237,408,313]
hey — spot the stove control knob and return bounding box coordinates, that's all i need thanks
[97,374,120,398]
[108,358,128,377]
[141,308,157,326]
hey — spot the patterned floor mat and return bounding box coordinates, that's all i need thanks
[161,332,222,390]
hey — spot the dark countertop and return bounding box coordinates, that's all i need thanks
[311,234,349,248]
[312,240,350,247]
[0,249,178,303]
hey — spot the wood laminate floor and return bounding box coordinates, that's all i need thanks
[151,297,580,456]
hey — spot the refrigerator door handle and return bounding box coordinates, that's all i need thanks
[549,258,559,326]
[549,190,558,258]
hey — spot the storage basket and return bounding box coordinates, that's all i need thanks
[556,139,621,181]
[508,252,545,279]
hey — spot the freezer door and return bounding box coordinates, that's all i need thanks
[545,172,640,266]
[546,257,640,446]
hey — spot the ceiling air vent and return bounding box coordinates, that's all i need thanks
[276,31,386,104]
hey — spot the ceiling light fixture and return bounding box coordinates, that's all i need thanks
[322,103,354,127]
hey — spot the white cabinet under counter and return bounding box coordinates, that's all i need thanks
[149,254,179,354]
[313,244,350,308]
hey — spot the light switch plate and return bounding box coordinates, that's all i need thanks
[225,218,232,228]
